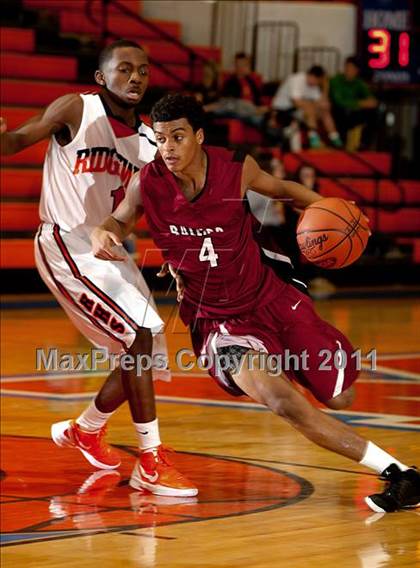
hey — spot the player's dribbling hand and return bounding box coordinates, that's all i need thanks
[0,117,7,135]
[91,228,126,261]
[157,262,185,302]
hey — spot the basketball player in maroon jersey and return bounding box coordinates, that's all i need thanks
[1,43,196,496]
[92,94,419,512]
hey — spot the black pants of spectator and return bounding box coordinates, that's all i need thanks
[332,106,378,148]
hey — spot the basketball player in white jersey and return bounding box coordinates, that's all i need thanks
[0,39,197,496]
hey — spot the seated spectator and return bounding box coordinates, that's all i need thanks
[211,52,267,128]
[191,61,227,145]
[248,154,286,228]
[295,165,319,192]
[329,56,378,150]
[272,65,342,149]
[193,61,221,107]
[223,52,263,106]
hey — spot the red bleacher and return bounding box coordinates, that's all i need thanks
[0,238,162,269]
[0,107,40,130]
[1,201,152,232]
[1,53,78,81]
[318,178,420,206]
[215,119,263,146]
[58,11,181,41]
[1,79,96,106]
[24,0,143,12]
[0,28,35,53]
[1,4,419,270]
[363,208,420,234]
[1,203,40,232]
[284,151,392,177]
[0,169,42,198]
[1,141,48,167]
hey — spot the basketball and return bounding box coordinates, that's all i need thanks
[296,198,370,269]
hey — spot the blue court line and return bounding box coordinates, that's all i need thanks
[0,531,84,544]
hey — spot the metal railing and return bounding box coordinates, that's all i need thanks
[295,46,341,76]
[252,21,299,83]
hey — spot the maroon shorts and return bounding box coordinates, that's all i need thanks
[190,283,359,403]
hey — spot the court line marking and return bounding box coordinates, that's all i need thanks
[1,368,419,384]
[0,437,314,547]
[0,371,207,383]
[1,389,419,430]
[363,366,420,380]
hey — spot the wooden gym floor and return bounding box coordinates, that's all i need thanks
[1,294,419,567]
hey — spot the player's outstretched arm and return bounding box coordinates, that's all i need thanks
[242,155,322,209]
[0,93,82,155]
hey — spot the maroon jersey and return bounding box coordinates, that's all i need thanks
[140,146,286,323]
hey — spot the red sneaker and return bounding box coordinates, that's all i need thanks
[51,419,121,470]
[129,446,198,497]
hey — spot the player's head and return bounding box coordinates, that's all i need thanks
[151,93,206,173]
[344,56,361,80]
[95,39,149,107]
[306,65,326,87]
[234,52,252,77]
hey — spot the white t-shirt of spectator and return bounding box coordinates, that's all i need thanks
[272,72,321,111]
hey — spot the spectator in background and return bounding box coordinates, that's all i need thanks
[211,52,267,128]
[192,61,226,145]
[295,164,319,192]
[329,56,378,151]
[223,52,263,106]
[247,153,286,229]
[193,61,221,107]
[272,65,342,149]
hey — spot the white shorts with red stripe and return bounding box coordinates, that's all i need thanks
[35,223,169,378]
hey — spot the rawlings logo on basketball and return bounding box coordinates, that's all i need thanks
[300,234,328,255]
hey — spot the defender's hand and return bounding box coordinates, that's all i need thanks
[157,262,185,302]
[91,228,126,261]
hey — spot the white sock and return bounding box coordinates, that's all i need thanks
[359,441,409,474]
[329,131,340,140]
[134,418,161,451]
[76,400,114,432]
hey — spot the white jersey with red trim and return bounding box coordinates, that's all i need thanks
[39,93,156,234]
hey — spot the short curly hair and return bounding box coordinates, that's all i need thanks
[151,93,205,132]
[98,39,144,70]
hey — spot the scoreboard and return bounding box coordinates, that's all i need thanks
[359,0,419,84]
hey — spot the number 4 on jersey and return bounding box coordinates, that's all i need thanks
[199,237,219,267]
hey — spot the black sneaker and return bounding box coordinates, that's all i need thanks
[365,464,420,513]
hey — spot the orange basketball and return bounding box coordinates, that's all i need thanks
[296,198,370,269]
